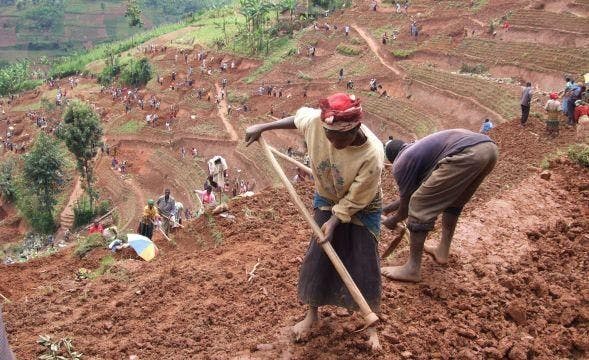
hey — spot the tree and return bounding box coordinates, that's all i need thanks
[20,133,66,233]
[124,0,143,44]
[0,158,17,202]
[120,57,152,87]
[58,100,103,209]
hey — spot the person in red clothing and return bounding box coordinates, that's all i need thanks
[88,221,104,235]
[574,100,589,124]
[574,100,589,141]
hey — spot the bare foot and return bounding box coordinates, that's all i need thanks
[424,245,449,264]
[381,265,421,282]
[367,327,382,351]
[292,311,317,341]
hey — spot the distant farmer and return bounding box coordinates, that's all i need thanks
[382,129,498,282]
[245,92,384,350]
[139,199,158,239]
[520,82,533,126]
[195,186,217,207]
[171,201,184,229]
[567,82,584,125]
[574,100,589,141]
[88,221,104,235]
[479,118,493,135]
[156,189,175,235]
[208,155,228,192]
[544,93,562,137]
[338,68,344,83]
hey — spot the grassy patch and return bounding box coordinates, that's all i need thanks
[244,36,297,83]
[74,234,107,258]
[189,122,224,137]
[568,144,589,167]
[472,0,489,12]
[10,100,42,112]
[391,49,415,58]
[93,255,116,277]
[50,21,187,78]
[336,43,361,56]
[459,63,488,74]
[114,120,144,134]
[227,91,249,104]
[175,15,245,47]
[297,71,313,81]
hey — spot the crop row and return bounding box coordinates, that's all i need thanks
[455,39,589,75]
[401,64,519,120]
[362,94,438,137]
[236,116,281,184]
[152,148,205,201]
[509,10,589,34]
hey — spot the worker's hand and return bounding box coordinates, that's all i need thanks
[382,215,398,230]
[245,124,264,146]
[319,215,341,244]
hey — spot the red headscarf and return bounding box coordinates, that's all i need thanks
[549,92,558,100]
[319,93,363,131]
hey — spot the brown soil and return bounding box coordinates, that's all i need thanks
[1,0,588,358]
[2,118,588,359]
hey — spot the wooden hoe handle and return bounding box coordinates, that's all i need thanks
[259,137,378,328]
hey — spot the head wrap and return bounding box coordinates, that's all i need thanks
[147,199,155,205]
[575,100,583,106]
[549,92,558,100]
[319,93,363,132]
[385,139,406,163]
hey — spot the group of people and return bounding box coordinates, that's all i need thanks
[138,189,185,239]
[245,92,498,349]
[522,76,589,140]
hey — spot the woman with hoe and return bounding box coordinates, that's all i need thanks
[245,93,384,350]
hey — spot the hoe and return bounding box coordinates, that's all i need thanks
[259,137,379,330]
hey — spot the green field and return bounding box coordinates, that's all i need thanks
[0,0,188,62]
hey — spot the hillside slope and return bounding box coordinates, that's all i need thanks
[0,0,588,358]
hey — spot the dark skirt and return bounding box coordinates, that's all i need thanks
[298,210,381,312]
[138,221,154,239]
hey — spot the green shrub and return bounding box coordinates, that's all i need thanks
[227,92,249,104]
[459,63,488,74]
[96,200,111,216]
[120,58,153,87]
[16,194,57,234]
[0,61,36,96]
[0,159,17,202]
[391,49,414,58]
[73,196,94,228]
[568,144,589,167]
[97,63,121,86]
[74,233,107,258]
[336,43,361,56]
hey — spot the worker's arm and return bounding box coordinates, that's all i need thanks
[245,116,296,146]
[382,196,409,230]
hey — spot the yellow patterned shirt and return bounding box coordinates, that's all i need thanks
[294,107,384,223]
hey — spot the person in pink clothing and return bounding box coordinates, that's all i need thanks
[195,186,216,207]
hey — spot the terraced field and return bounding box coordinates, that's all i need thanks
[509,9,589,34]
[401,63,519,121]
[454,39,589,75]
[361,93,438,137]
[236,116,281,185]
[149,148,206,207]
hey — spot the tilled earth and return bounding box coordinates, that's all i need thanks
[2,155,588,359]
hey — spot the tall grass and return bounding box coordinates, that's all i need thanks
[49,21,187,78]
